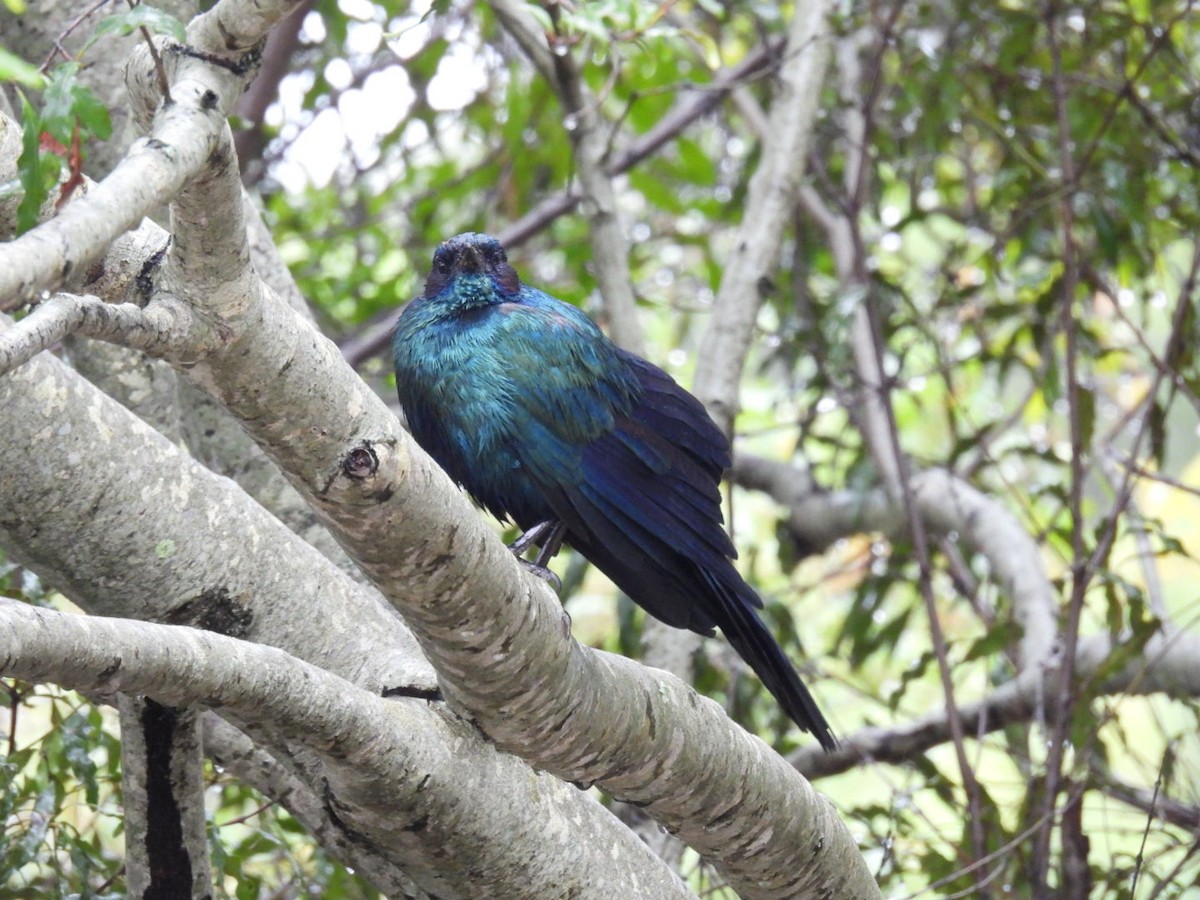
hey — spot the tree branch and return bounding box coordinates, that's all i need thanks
[790,630,1200,779]
[693,1,834,435]
[0,600,693,899]
[0,292,194,374]
[487,0,644,353]
[733,459,1059,671]
[0,326,435,692]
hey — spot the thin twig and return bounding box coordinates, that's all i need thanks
[1130,746,1170,895]
[1144,829,1200,900]
[39,0,113,71]
[862,283,991,874]
[1032,6,1086,890]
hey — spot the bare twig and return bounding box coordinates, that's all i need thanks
[38,0,112,71]
[1129,747,1170,895]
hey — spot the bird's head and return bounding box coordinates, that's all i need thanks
[422,232,521,309]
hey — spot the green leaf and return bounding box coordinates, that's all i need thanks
[15,93,60,234]
[89,5,187,47]
[39,62,111,145]
[0,46,43,88]
[962,621,1021,664]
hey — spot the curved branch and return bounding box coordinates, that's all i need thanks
[733,458,1058,671]
[791,630,1200,779]
[0,69,232,308]
[0,600,693,899]
[0,292,194,375]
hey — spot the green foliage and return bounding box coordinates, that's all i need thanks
[0,47,42,88]
[86,5,186,49]
[206,775,382,900]
[0,684,124,897]
[13,63,111,233]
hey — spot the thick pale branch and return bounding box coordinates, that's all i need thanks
[0,330,433,695]
[0,0,306,310]
[0,82,230,309]
[693,1,834,435]
[0,600,693,899]
[0,293,192,375]
[187,0,309,54]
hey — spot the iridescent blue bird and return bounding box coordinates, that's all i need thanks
[393,232,835,750]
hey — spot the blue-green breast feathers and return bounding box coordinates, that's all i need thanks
[395,274,643,526]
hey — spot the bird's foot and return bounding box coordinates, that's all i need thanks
[508,520,556,556]
[508,520,567,562]
[517,557,562,592]
[509,521,567,590]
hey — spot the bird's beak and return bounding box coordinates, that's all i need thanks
[460,243,485,274]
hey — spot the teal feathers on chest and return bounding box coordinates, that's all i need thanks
[393,288,643,524]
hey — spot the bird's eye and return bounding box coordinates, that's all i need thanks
[433,248,453,274]
[483,243,506,264]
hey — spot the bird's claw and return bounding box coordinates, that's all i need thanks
[507,521,553,556]
[517,557,562,592]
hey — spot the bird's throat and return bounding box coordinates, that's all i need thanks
[444,273,504,312]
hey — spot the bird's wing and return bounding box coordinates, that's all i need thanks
[492,299,743,629]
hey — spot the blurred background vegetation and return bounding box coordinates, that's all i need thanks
[3,0,1200,896]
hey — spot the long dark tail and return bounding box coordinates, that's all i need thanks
[704,569,837,751]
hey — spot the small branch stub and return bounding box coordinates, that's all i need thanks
[343,444,378,480]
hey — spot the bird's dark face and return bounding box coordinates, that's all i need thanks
[423,232,521,307]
